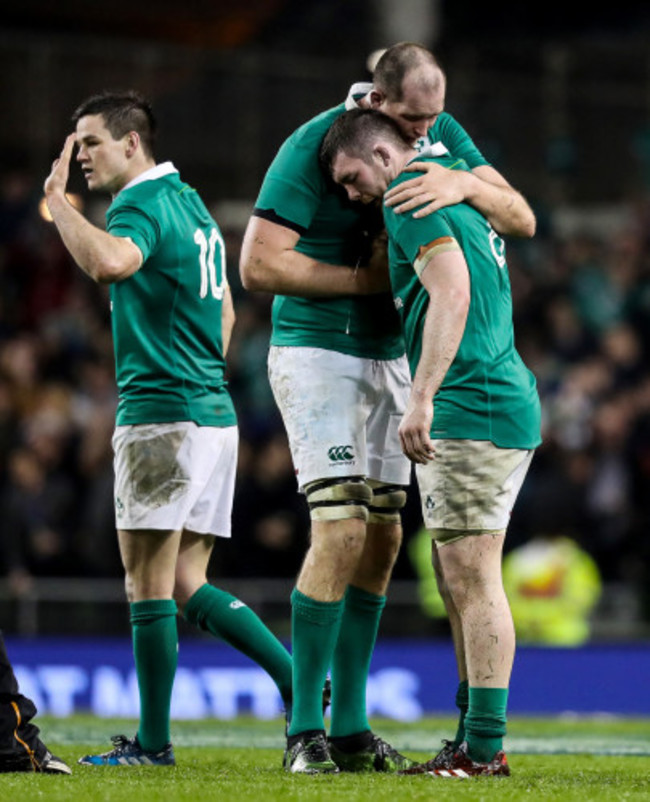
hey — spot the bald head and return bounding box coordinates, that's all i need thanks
[369,42,446,143]
[373,42,444,101]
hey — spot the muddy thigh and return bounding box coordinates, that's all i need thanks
[126,429,189,508]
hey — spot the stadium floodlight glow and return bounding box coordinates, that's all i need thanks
[39,193,84,222]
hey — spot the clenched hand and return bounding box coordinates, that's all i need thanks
[398,395,436,464]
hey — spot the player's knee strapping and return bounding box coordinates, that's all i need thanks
[367,479,407,524]
[305,476,373,522]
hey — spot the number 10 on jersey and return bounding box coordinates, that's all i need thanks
[194,227,227,300]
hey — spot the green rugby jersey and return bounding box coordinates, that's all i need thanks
[106,163,237,428]
[384,156,541,450]
[253,101,489,360]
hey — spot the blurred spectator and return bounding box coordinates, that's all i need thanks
[1,444,80,593]
[502,534,602,646]
[225,431,309,578]
[409,527,603,645]
[226,293,283,441]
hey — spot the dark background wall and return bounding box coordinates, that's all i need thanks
[2,1,650,205]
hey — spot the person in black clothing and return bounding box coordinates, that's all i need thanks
[0,632,71,773]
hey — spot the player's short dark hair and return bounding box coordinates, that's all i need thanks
[320,108,411,174]
[71,90,157,158]
[373,42,442,102]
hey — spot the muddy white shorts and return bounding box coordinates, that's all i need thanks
[415,438,534,544]
[112,421,238,536]
[268,345,412,490]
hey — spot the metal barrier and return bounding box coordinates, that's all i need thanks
[0,578,647,641]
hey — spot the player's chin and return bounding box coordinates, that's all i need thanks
[84,173,99,190]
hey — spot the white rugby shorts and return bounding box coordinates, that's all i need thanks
[416,438,534,543]
[268,345,411,489]
[112,421,238,536]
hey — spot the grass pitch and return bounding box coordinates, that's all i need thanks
[2,714,649,801]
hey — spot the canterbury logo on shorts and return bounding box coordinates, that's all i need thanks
[328,445,355,462]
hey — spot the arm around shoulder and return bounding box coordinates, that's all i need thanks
[466,165,536,238]
[385,161,536,239]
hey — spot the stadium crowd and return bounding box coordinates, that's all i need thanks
[0,163,649,622]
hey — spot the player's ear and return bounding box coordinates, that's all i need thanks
[367,89,385,109]
[124,131,140,158]
[374,144,391,167]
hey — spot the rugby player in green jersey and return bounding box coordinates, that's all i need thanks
[321,106,542,777]
[44,91,296,767]
[240,42,536,774]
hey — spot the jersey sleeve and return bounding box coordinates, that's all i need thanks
[435,113,491,171]
[387,205,458,274]
[106,204,161,263]
[254,132,328,234]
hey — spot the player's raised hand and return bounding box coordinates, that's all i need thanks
[44,133,76,198]
[384,161,468,219]
[398,397,435,465]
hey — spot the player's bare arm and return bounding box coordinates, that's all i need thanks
[44,133,142,284]
[239,215,390,297]
[384,162,536,238]
[399,247,470,464]
[221,286,235,356]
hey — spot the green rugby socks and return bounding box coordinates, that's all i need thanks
[464,686,508,762]
[452,679,469,748]
[329,585,386,738]
[288,588,342,736]
[184,583,293,704]
[130,599,178,753]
